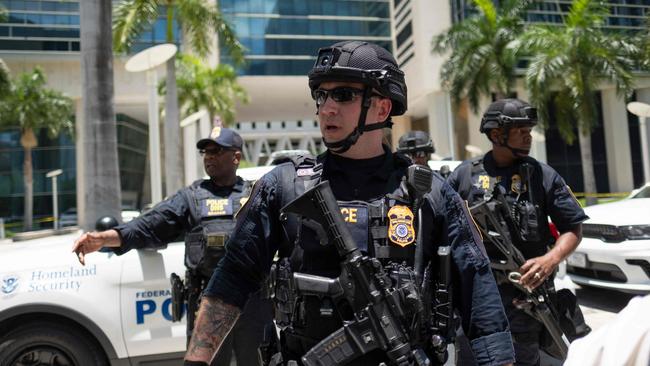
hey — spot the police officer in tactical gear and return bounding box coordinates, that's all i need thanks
[185,41,515,366]
[447,98,589,365]
[396,130,435,166]
[72,127,272,366]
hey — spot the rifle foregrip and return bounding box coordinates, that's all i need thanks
[302,319,378,366]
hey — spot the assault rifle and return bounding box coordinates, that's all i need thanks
[469,185,570,359]
[282,181,433,366]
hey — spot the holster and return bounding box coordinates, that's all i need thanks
[185,270,204,334]
[170,272,186,322]
[273,258,296,328]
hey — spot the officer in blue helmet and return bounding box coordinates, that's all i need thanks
[185,41,514,366]
[73,127,272,366]
[448,99,590,365]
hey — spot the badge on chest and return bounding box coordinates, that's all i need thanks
[388,205,415,247]
[201,198,233,217]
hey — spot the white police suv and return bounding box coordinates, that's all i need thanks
[0,231,188,366]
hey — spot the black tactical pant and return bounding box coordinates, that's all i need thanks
[212,290,274,366]
[499,283,544,366]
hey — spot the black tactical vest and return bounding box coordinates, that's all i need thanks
[183,178,251,278]
[277,153,420,349]
[462,156,552,259]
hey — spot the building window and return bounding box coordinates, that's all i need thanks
[396,21,412,48]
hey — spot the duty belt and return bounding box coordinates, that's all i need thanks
[185,232,229,248]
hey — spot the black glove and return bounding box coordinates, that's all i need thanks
[184,361,209,366]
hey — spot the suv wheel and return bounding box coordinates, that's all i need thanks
[0,321,107,366]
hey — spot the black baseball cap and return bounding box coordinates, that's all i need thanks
[196,127,243,150]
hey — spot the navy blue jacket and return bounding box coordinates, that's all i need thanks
[205,150,514,365]
[113,177,247,253]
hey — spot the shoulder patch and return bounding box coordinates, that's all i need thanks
[235,179,262,219]
[566,185,581,207]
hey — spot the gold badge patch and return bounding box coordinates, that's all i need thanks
[387,205,415,247]
[478,175,491,189]
[511,174,527,194]
[210,127,222,139]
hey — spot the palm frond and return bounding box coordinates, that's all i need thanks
[169,53,247,125]
[0,58,11,99]
[566,0,607,28]
[112,0,161,53]
[0,67,73,136]
[473,0,497,28]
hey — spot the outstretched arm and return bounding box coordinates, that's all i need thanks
[185,296,241,363]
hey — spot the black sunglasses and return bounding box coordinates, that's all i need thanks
[312,87,383,106]
[198,146,233,156]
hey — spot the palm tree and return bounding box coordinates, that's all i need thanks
[0,8,8,99]
[520,0,637,205]
[0,68,73,231]
[160,54,248,125]
[113,0,245,197]
[0,58,9,99]
[80,0,122,231]
[432,0,533,112]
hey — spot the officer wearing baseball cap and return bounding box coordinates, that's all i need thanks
[197,126,244,151]
[73,127,273,366]
[396,130,435,165]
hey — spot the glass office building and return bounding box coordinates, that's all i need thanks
[219,0,392,75]
[0,0,178,52]
[0,1,179,230]
[0,116,148,231]
[452,0,650,30]
[447,0,650,191]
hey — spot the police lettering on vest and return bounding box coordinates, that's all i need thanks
[185,178,251,278]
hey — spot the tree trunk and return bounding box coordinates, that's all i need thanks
[578,129,598,206]
[80,0,122,231]
[20,129,36,231]
[164,59,183,197]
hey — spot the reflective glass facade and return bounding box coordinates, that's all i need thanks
[0,0,180,53]
[451,0,650,31]
[219,0,392,75]
[0,114,148,232]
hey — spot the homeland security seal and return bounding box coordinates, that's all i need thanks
[387,205,415,247]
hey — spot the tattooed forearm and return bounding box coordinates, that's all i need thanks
[184,296,241,362]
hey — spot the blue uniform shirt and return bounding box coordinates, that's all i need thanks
[205,150,515,365]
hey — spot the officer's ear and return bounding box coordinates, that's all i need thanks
[374,97,392,122]
[488,129,502,145]
[233,150,242,165]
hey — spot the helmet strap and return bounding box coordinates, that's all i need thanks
[494,126,529,157]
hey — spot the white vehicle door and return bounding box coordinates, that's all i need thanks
[119,242,187,357]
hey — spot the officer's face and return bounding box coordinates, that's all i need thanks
[201,142,241,178]
[408,151,429,166]
[316,81,391,143]
[507,126,533,155]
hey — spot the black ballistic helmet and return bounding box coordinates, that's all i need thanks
[308,41,408,153]
[480,98,538,134]
[397,130,435,154]
[95,216,119,231]
[308,41,407,116]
